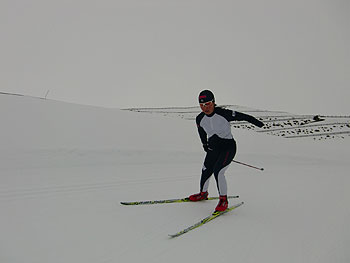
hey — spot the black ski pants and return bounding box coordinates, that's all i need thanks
[200,142,236,196]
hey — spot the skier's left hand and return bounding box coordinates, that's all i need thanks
[256,120,264,128]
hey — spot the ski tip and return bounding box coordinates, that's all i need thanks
[168,233,182,239]
[120,202,133,205]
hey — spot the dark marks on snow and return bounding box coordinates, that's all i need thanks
[124,105,350,141]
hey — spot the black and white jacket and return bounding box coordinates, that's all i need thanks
[196,107,264,151]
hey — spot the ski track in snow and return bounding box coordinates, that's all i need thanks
[0,175,196,201]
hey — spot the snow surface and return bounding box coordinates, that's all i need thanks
[1,95,349,263]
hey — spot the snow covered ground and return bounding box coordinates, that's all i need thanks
[1,94,349,263]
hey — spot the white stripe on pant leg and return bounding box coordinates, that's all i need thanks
[217,166,229,196]
[201,164,210,192]
[202,179,210,193]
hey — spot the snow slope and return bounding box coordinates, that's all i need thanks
[1,95,349,263]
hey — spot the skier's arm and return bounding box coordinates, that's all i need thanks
[217,107,264,127]
[196,115,209,151]
[234,111,264,127]
[197,125,208,146]
[198,126,211,152]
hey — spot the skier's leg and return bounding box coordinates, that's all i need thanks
[189,151,218,201]
[214,165,229,195]
[213,145,236,195]
[199,151,217,192]
[200,163,213,193]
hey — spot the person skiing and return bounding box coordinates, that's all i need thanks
[188,90,264,212]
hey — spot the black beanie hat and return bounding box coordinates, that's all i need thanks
[198,90,215,103]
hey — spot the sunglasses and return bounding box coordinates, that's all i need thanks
[199,101,214,107]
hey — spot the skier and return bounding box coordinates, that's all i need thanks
[189,90,264,212]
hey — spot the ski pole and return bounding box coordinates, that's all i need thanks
[232,160,264,171]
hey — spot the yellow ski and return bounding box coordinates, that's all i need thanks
[169,202,244,238]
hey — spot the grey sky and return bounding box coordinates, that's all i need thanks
[1,0,349,115]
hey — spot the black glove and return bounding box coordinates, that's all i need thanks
[203,144,212,152]
[249,116,264,128]
[255,120,264,128]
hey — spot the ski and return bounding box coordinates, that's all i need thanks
[120,195,239,206]
[168,201,244,238]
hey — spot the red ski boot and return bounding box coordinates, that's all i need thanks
[188,191,208,201]
[215,195,228,212]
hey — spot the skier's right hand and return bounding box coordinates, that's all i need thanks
[203,144,212,152]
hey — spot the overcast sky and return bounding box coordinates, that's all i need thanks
[1,0,349,115]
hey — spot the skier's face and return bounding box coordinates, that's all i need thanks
[200,101,215,115]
